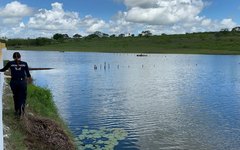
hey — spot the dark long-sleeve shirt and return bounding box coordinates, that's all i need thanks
[0,61,31,79]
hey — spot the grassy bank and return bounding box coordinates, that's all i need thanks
[7,32,240,55]
[3,80,76,149]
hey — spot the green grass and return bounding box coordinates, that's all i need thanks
[9,129,26,150]
[7,32,240,55]
[3,81,75,149]
[27,84,59,119]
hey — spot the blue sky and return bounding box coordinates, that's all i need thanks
[200,0,240,21]
[0,0,239,38]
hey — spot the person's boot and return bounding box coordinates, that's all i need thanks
[20,105,25,120]
[14,110,20,119]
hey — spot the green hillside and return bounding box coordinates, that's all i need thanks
[6,31,240,55]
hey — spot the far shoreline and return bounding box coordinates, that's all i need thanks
[6,47,240,56]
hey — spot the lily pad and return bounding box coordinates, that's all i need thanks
[75,127,128,150]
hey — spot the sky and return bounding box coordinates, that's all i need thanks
[0,0,240,38]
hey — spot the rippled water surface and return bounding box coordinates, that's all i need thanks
[4,50,240,149]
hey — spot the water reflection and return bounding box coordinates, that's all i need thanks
[4,51,240,149]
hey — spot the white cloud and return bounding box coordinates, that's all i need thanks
[0,2,110,38]
[2,18,20,25]
[107,9,239,36]
[27,2,80,32]
[0,1,32,17]
[201,19,212,26]
[79,15,108,34]
[0,22,26,38]
[111,0,238,35]
[86,20,106,33]
[123,0,159,8]
[108,12,138,35]
[220,19,237,29]
[0,1,33,26]
[25,2,109,37]
[19,22,25,28]
[123,0,204,25]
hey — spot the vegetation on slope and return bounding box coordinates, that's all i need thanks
[3,29,240,54]
[3,80,76,150]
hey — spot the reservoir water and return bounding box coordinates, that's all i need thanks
[4,50,240,149]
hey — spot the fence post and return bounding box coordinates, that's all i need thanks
[0,42,6,150]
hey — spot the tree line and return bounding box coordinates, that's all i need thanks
[3,30,153,47]
[2,27,240,47]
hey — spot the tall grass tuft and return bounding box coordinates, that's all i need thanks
[27,84,58,119]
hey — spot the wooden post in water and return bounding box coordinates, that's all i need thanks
[94,65,97,70]
[104,62,106,70]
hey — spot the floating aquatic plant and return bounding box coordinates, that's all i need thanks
[75,127,128,150]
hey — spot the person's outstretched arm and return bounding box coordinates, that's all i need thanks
[25,62,32,83]
[0,62,10,72]
[25,62,31,78]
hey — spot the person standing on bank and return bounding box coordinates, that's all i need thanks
[0,52,31,117]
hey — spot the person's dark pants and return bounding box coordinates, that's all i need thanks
[10,79,27,116]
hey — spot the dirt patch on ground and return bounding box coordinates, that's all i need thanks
[22,114,75,150]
